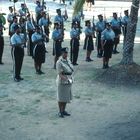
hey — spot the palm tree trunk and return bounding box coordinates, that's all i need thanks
[121,0,139,64]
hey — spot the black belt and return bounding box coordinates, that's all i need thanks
[62,72,72,75]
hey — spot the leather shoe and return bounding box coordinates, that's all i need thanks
[63,111,71,116]
[58,112,64,118]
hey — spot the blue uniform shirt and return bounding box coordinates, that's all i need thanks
[7,13,14,23]
[35,5,43,15]
[101,29,115,41]
[84,27,94,36]
[19,9,26,17]
[31,32,42,43]
[96,21,106,32]
[70,28,80,38]
[11,33,25,47]
[10,23,19,34]
[111,18,121,28]
[39,17,49,27]
[27,20,35,31]
[54,15,64,25]
[121,15,129,25]
[52,29,62,40]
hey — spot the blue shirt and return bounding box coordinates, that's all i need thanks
[70,28,80,38]
[111,18,121,28]
[11,33,25,47]
[101,29,115,41]
[84,27,94,36]
[31,32,42,43]
[121,16,129,25]
[35,5,43,15]
[52,29,62,40]
[27,20,35,31]
[54,15,64,25]
[39,17,49,27]
[10,22,18,34]
[96,21,106,32]
[7,13,14,23]
[18,8,26,17]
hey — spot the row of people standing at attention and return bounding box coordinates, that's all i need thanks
[2,3,129,81]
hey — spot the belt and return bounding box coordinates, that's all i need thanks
[62,72,72,75]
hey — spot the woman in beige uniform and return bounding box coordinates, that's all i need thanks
[56,47,74,118]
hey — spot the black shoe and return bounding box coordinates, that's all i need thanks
[14,78,20,82]
[58,112,64,118]
[36,70,41,75]
[18,76,24,80]
[86,58,93,62]
[102,65,107,69]
[63,111,71,116]
[0,62,4,65]
[39,70,45,74]
[73,63,78,65]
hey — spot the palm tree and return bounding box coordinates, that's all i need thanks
[73,0,140,65]
[121,0,139,64]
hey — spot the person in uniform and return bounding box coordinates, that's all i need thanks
[83,20,94,62]
[35,0,43,24]
[39,11,50,43]
[101,22,115,69]
[121,10,129,42]
[54,8,64,41]
[110,12,121,54]
[26,14,35,56]
[52,22,63,69]
[56,47,74,118]
[95,14,106,58]
[72,11,83,35]
[11,25,25,82]
[7,6,14,37]
[31,25,46,74]
[10,16,19,37]
[0,24,5,64]
[18,3,27,17]
[70,21,80,65]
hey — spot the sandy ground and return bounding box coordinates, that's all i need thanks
[0,1,140,140]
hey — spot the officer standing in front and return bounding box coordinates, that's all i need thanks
[11,25,25,82]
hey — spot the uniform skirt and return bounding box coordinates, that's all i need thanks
[83,36,94,51]
[53,40,62,57]
[33,44,46,63]
[56,76,72,103]
[103,40,114,58]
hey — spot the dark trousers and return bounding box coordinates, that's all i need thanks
[12,46,24,78]
[70,38,79,64]
[0,36,4,63]
[28,30,34,56]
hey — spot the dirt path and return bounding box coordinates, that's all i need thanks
[0,31,140,140]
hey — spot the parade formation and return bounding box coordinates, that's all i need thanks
[0,0,130,83]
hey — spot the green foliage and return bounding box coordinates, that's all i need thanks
[73,0,85,16]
